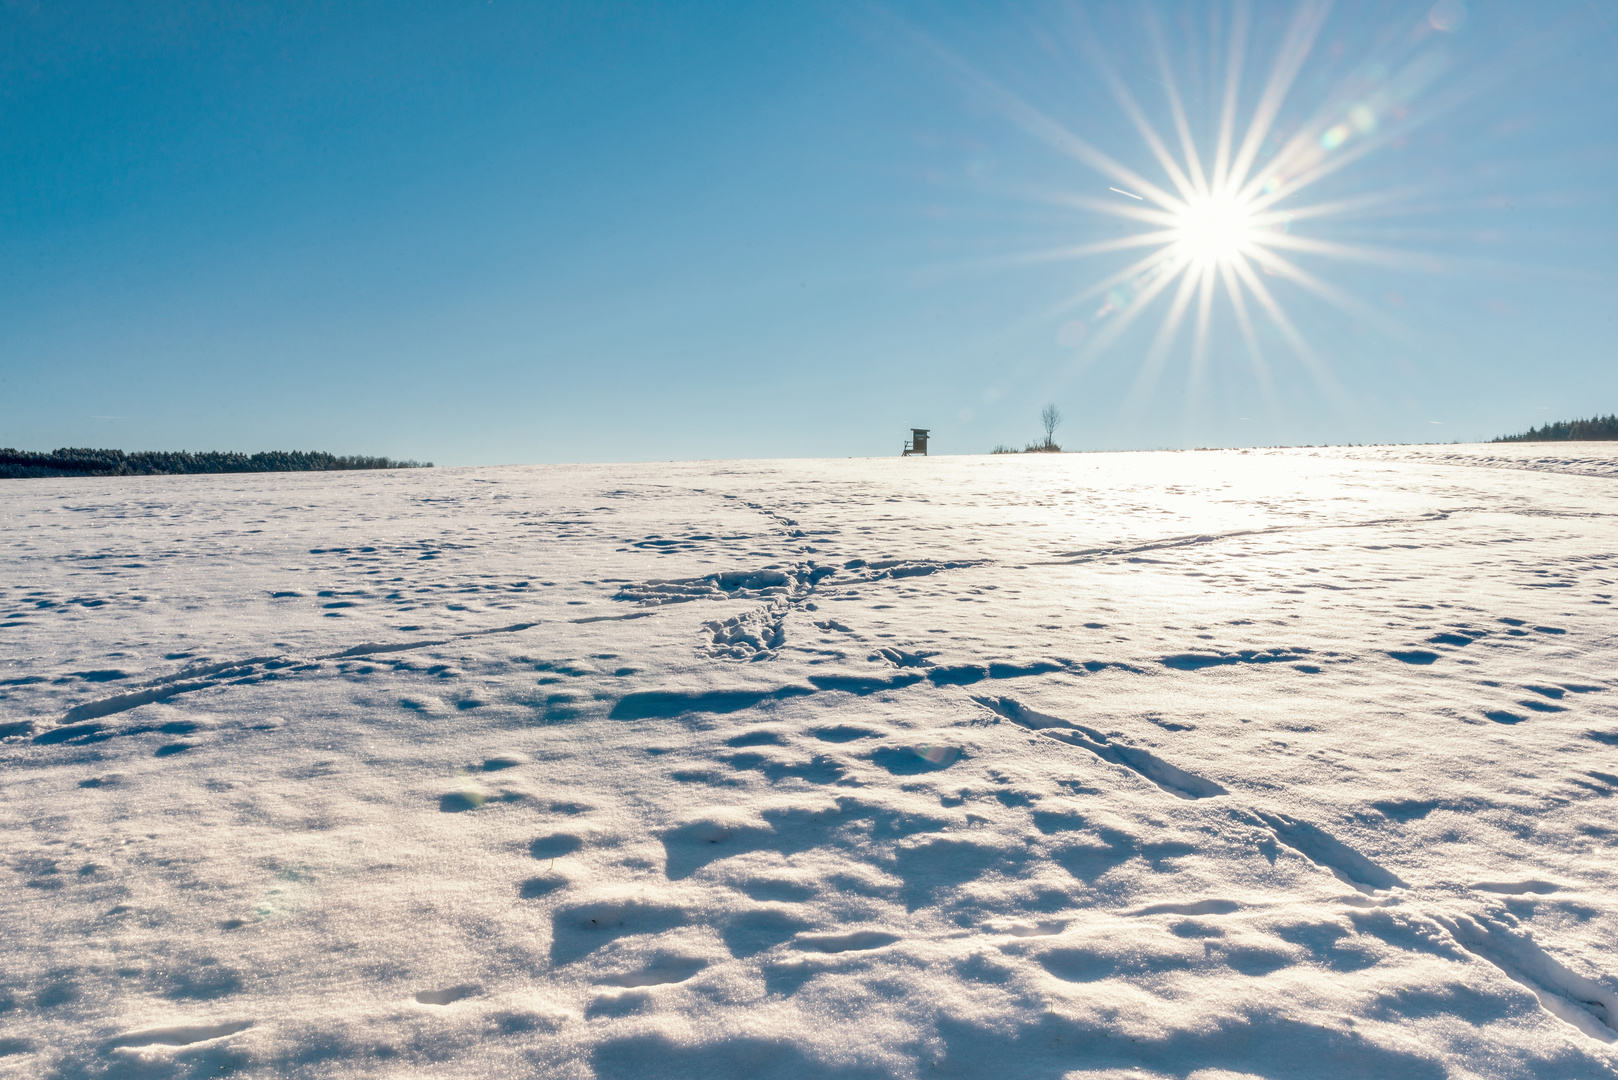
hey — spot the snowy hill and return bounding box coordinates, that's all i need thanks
[2,443,1615,1078]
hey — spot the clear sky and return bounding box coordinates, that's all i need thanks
[2,1,1614,464]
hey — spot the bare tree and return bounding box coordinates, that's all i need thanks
[1040,403,1063,450]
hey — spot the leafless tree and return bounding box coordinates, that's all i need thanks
[1040,403,1062,449]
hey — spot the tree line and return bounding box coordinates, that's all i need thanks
[1493,415,1618,443]
[0,448,432,479]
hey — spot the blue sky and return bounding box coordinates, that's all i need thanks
[1,1,1614,463]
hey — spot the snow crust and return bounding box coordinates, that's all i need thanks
[2,443,1616,1078]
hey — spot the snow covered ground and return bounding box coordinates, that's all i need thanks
[2,443,1616,1079]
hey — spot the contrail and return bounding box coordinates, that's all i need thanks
[1109,186,1144,199]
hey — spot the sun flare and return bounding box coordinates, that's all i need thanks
[963,0,1447,404]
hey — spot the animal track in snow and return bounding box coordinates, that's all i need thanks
[974,695,1226,800]
[704,608,786,659]
[1435,912,1618,1041]
[1249,810,1406,892]
[615,569,797,606]
[1046,511,1469,564]
[611,555,986,660]
[36,621,545,732]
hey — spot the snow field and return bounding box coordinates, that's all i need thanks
[1,444,1616,1078]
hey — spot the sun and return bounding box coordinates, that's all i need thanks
[1177,191,1262,265]
[1174,193,1259,267]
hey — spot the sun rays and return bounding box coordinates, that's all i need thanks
[927,0,1472,409]
[1059,0,1400,404]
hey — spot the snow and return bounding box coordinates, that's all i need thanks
[2,443,1616,1079]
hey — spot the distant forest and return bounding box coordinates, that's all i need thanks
[1493,415,1618,443]
[0,448,432,479]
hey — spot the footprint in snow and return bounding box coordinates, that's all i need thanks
[723,908,813,957]
[587,990,651,1018]
[993,920,1066,938]
[108,1021,253,1048]
[1127,899,1240,917]
[1427,629,1487,646]
[550,900,691,965]
[530,833,584,859]
[793,930,899,953]
[596,956,706,987]
[810,724,881,743]
[439,790,487,812]
[740,878,817,903]
[519,875,567,899]
[725,729,786,748]
[869,744,961,774]
[1370,798,1443,821]
[414,984,477,1006]
[1473,880,1561,895]
[1171,920,1225,939]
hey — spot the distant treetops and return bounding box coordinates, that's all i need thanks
[1493,415,1618,443]
[0,448,432,479]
